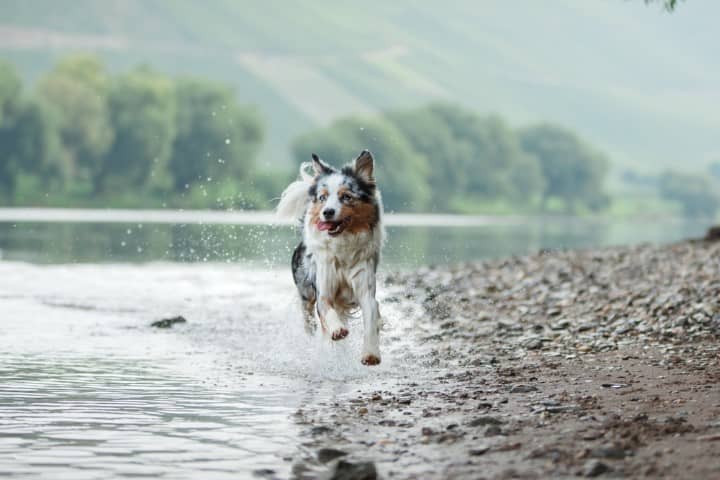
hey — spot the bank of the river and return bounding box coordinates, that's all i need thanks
[295,235,720,479]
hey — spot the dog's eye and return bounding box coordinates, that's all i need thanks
[340,194,352,202]
[318,194,327,202]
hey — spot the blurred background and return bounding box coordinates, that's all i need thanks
[0,0,717,264]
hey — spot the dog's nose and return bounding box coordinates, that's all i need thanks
[322,208,335,219]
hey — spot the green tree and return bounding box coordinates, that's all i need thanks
[0,99,63,201]
[170,78,263,192]
[0,61,22,127]
[36,55,113,184]
[518,124,609,212]
[387,103,543,210]
[293,116,430,212]
[97,67,176,192]
[659,171,719,218]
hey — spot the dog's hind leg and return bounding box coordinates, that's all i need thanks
[292,242,317,334]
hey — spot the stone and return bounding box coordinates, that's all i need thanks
[467,416,504,427]
[582,459,611,477]
[510,384,538,393]
[150,315,187,328]
[328,460,377,480]
[317,448,348,464]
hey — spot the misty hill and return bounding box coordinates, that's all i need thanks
[1,0,718,176]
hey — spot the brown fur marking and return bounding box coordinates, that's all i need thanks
[342,201,378,234]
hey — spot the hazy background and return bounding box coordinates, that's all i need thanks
[0,0,718,217]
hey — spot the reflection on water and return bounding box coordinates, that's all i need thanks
[0,215,711,267]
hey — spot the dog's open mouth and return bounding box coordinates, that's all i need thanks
[316,219,349,237]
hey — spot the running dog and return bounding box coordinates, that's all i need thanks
[276,150,384,365]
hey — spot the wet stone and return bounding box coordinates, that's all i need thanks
[328,460,377,480]
[150,315,187,328]
[468,416,505,427]
[317,448,348,464]
[582,459,612,477]
[469,445,491,456]
[510,384,538,393]
[590,445,632,459]
[310,426,333,436]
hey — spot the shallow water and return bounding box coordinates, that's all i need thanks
[0,212,713,478]
[0,262,429,479]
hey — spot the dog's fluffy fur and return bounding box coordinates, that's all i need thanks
[276,150,384,365]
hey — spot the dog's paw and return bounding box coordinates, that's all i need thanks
[361,353,381,366]
[331,327,349,341]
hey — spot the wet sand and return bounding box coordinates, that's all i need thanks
[294,238,720,479]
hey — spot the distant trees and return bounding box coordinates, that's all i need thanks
[98,67,176,192]
[518,125,609,212]
[385,103,544,211]
[36,56,113,187]
[0,56,266,207]
[292,103,608,213]
[659,171,719,218]
[171,79,263,192]
[0,61,63,200]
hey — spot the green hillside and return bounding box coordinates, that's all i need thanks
[1,0,718,175]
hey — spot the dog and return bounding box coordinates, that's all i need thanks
[276,150,384,365]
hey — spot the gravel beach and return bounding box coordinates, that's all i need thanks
[292,236,720,479]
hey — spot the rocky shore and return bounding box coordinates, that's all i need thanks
[289,236,720,479]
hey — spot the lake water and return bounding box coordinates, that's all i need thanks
[0,209,712,479]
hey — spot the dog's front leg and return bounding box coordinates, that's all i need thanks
[315,261,348,341]
[351,263,381,365]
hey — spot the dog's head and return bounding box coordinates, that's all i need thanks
[307,150,379,237]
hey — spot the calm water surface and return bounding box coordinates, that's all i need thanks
[0,211,711,478]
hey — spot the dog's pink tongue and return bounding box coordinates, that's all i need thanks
[317,221,335,231]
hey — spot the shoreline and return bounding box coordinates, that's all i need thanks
[0,207,711,226]
[294,237,720,479]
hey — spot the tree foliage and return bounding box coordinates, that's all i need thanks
[0,55,266,206]
[36,55,113,184]
[170,78,263,192]
[97,67,177,192]
[518,125,609,212]
[386,103,544,210]
[659,171,719,218]
[293,104,610,213]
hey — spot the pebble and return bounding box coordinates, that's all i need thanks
[582,459,611,477]
[328,460,377,480]
[150,315,187,328]
[467,416,504,427]
[510,384,538,393]
[317,448,348,464]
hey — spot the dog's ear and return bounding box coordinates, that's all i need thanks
[311,153,334,176]
[354,150,375,183]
